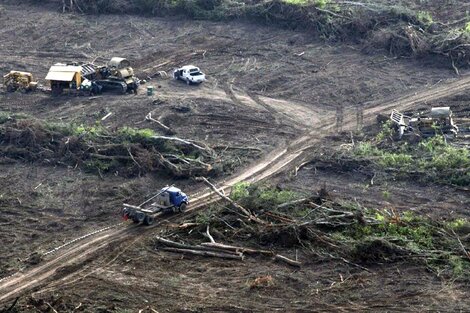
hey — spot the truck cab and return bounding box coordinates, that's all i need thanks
[154,186,189,212]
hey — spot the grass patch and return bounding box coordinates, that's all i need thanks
[352,133,469,185]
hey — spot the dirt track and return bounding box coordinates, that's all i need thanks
[1,72,469,305]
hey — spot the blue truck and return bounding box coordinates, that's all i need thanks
[121,186,189,225]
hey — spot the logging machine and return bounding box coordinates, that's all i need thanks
[121,186,189,225]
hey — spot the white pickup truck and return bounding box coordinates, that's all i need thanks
[173,65,206,85]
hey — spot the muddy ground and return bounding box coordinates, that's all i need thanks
[0,1,469,312]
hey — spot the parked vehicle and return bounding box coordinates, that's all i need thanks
[173,65,206,85]
[4,71,38,92]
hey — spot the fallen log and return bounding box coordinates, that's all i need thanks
[276,198,309,209]
[156,236,208,251]
[451,229,470,262]
[201,242,273,255]
[2,297,19,313]
[263,211,297,223]
[161,247,244,260]
[151,136,209,152]
[163,154,212,169]
[274,254,301,267]
[156,236,240,255]
[212,145,263,153]
[145,113,172,134]
[196,177,266,224]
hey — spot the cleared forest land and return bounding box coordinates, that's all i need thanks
[0,1,469,312]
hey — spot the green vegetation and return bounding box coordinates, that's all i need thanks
[45,122,157,142]
[347,210,434,251]
[352,134,469,185]
[464,22,470,34]
[0,112,29,124]
[282,0,310,5]
[118,127,156,141]
[447,218,470,231]
[416,11,433,26]
[0,117,216,178]
[230,183,301,209]
[230,182,251,201]
[195,207,217,225]
[197,183,470,279]
[314,0,329,9]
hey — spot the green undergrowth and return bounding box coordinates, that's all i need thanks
[231,183,300,209]
[0,111,29,124]
[346,211,470,277]
[351,126,469,185]
[189,183,470,278]
[43,122,157,142]
[0,116,216,178]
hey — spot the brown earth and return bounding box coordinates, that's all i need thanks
[0,1,469,312]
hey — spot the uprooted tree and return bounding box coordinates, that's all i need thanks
[0,117,220,178]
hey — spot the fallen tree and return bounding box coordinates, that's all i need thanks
[155,225,301,267]
[0,118,219,178]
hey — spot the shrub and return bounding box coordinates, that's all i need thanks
[231,182,250,201]
[118,127,156,141]
[416,11,433,26]
[464,22,470,34]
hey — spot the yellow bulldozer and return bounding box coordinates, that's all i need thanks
[3,71,38,92]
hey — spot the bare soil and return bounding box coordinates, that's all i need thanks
[0,1,469,312]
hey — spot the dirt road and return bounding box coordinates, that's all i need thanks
[1,73,469,305]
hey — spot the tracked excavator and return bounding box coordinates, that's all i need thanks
[94,57,139,94]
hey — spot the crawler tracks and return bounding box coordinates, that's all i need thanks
[1,75,469,305]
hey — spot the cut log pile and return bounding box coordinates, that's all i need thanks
[155,225,301,267]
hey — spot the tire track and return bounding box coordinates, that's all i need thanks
[1,75,469,305]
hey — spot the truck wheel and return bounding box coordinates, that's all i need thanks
[134,212,145,223]
[144,215,154,226]
[186,79,190,85]
[178,202,187,213]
